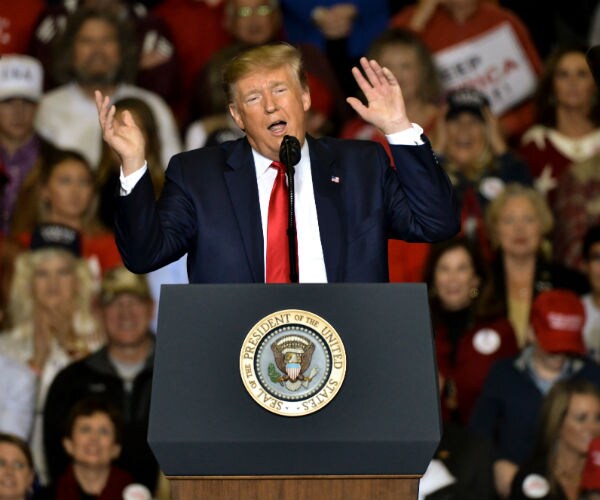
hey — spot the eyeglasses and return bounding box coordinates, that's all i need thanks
[234,5,274,17]
[0,458,28,471]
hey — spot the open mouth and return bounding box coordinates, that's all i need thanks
[268,120,287,134]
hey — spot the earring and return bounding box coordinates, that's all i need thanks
[469,287,479,299]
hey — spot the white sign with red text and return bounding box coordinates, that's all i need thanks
[435,22,537,115]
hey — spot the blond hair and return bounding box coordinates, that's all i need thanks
[485,184,554,249]
[222,42,308,104]
[7,248,98,334]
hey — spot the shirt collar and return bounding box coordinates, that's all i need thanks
[252,139,310,179]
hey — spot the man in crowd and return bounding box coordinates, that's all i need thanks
[96,42,459,282]
[187,0,347,141]
[0,54,59,236]
[30,0,179,105]
[43,267,158,492]
[35,7,180,169]
[470,289,600,498]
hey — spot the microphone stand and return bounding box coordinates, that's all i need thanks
[280,136,300,283]
[286,164,298,283]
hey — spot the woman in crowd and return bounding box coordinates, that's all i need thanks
[424,237,518,425]
[0,433,35,500]
[0,224,104,485]
[11,149,122,276]
[96,97,165,229]
[553,149,600,273]
[40,399,139,500]
[479,184,588,348]
[509,379,600,500]
[433,88,532,262]
[519,44,600,211]
[341,26,443,283]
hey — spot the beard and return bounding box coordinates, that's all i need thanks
[74,57,120,86]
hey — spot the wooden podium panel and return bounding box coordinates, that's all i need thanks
[168,475,420,500]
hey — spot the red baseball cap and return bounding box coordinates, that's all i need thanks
[530,289,586,355]
[581,436,600,491]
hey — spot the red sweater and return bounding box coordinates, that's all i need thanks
[52,465,134,500]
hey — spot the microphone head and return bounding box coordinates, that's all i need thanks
[587,45,600,89]
[279,135,301,168]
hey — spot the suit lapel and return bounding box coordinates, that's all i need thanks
[307,136,343,282]
[224,139,264,282]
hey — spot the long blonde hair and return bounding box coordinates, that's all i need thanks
[6,248,98,337]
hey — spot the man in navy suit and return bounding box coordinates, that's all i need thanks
[95,43,459,283]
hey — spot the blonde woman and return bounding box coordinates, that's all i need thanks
[479,184,588,347]
[0,223,104,485]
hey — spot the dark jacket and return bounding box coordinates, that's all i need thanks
[469,350,600,464]
[115,135,460,282]
[509,458,568,500]
[43,343,157,492]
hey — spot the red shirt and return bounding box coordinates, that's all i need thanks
[436,316,519,425]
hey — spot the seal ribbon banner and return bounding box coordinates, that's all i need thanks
[239,309,346,417]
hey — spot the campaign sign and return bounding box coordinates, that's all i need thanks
[435,22,537,115]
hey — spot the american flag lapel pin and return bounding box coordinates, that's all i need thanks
[331,175,340,183]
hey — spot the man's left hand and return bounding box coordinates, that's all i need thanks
[346,57,412,135]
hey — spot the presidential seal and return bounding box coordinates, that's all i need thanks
[240,309,346,417]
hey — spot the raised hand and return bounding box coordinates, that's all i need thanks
[95,90,146,176]
[346,57,412,136]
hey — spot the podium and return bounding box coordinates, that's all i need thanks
[149,283,440,500]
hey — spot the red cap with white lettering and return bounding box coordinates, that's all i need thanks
[531,289,586,355]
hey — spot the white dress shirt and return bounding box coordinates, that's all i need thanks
[120,125,425,282]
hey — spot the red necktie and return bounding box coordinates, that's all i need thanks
[266,161,291,283]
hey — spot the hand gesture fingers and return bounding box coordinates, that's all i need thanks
[94,90,146,174]
[347,57,411,135]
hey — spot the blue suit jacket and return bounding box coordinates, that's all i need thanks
[115,135,459,283]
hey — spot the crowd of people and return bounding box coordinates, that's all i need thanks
[1,0,600,499]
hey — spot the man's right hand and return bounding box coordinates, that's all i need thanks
[95,90,146,176]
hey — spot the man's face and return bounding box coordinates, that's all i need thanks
[0,98,37,144]
[73,19,120,86]
[229,65,311,161]
[102,293,153,348]
[228,0,280,45]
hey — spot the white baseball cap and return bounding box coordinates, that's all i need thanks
[0,55,43,102]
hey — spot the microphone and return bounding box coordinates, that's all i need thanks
[278,135,301,283]
[279,135,301,169]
